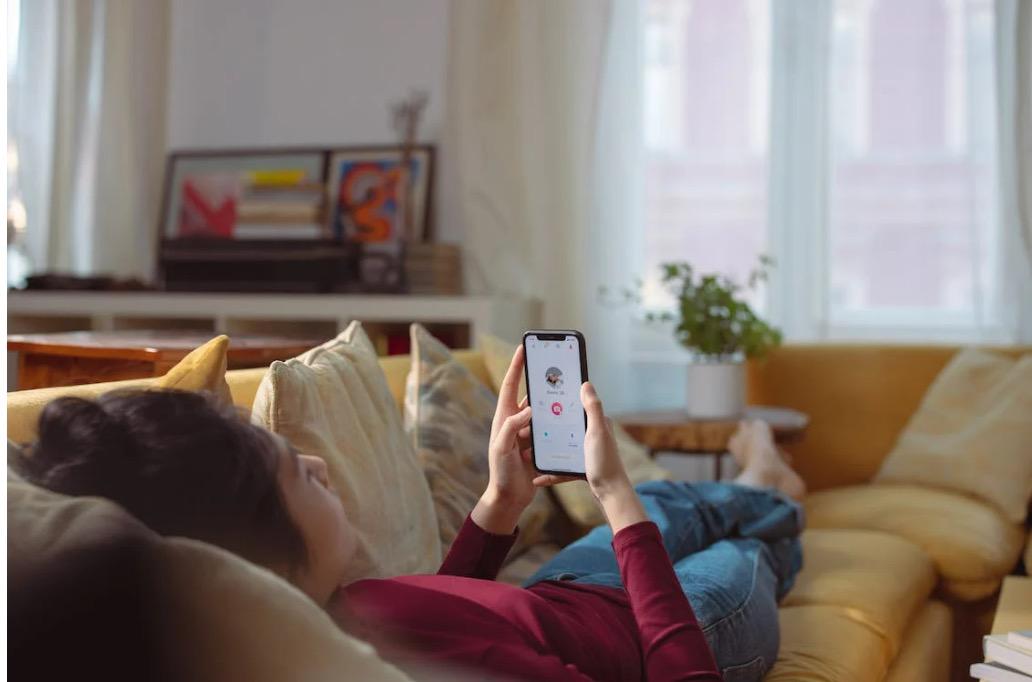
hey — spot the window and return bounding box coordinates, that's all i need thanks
[828,0,1000,334]
[642,0,770,310]
[640,0,1008,341]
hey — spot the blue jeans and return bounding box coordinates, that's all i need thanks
[524,481,804,682]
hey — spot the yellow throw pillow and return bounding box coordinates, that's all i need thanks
[7,336,233,445]
[874,348,1032,523]
[409,325,552,556]
[478,332,671,528]
[155,335,233,405]
[251,322,440,583]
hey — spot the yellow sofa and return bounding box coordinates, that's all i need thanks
[8,344,1029,681]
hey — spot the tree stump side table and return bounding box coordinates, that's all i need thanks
[617,406,809,480]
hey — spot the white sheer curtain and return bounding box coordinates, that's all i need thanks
[444,0,644,408]
[7,0,169,279]
[995,0,1032,340]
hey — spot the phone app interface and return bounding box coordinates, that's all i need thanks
[526,334,585,473]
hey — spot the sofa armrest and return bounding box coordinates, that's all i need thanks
[746,343,1029,491]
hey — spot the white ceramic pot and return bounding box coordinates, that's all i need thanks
[685,358,745,419]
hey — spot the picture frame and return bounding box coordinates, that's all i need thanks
[158,148,328,242]
[155,144,436,293]
[325,145,434,245]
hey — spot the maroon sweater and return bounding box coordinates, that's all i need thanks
[330,516,720,681]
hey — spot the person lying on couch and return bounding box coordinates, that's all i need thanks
[17,347,804,682]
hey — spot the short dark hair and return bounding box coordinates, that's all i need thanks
[18,390,308,574]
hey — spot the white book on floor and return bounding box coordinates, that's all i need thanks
[986,635,1032,676]
[1010,632,1032,654]
[971,661,1032,682]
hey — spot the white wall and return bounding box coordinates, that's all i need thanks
[167,0,450,149]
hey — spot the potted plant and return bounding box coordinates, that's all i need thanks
[611,256,782,418]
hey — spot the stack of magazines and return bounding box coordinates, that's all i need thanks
[972,631,1032,681]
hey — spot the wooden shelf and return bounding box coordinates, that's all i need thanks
[160,240,352,262]
[8,291,540,346]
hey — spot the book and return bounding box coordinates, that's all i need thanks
[245,169,309,187]
[971,662,1032,682]
[243,181,325,195]
[233,224,324,240]
[1009,632,1032,654]
[236,201,322,223]
[987,635,1032,675]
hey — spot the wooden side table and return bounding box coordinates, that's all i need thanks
[8,331,319,390]
[617,406,809,480]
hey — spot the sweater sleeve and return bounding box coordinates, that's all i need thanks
[437,514,518,579]
[613,521,722,681]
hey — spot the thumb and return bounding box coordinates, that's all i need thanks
[581,381,606,431]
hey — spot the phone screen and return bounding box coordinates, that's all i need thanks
[524,332,587,475]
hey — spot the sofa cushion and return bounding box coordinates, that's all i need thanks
[406,324,552,555]
[875,348,1032,523]
[781,529,936,659]
[766,605,893,682]
[251,321,440,582]
[226,367,271,411]
[8,480,174,680]
[8,480,413,682]
[7,336,232,444]
[805,484,1025,600]
[157,536,413,682]
[479,332,671,528]
[884,601,952,682]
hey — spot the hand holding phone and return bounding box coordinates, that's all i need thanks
[522,330,589,477]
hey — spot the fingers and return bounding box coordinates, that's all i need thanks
[496,405,532,447]
[581,381,606,431]
[518,395,529,409]
[533,474,581,487]
[517,425,531,452]
[497,345,525,410]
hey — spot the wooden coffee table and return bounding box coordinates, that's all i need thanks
[8,330,319,390]
[617,406,809,480]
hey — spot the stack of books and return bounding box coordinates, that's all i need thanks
[972,631,1032,681]
[405,243,462,294]
[234,170,326,240]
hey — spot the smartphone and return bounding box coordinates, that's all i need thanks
[522,330,589,477]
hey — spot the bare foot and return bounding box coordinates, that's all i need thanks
[730,420,806,501]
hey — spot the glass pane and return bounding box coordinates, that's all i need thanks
[828,0,998,324]
[642,0,770,309]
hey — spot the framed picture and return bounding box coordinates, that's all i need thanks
[159,149,328,242]
[325,145,434,245]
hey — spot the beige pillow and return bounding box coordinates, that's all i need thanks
[407,325,552,555]
[8,480,412,682]
[252,321,440,582]
[875,348,1032,523]
[478,332,671,528]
